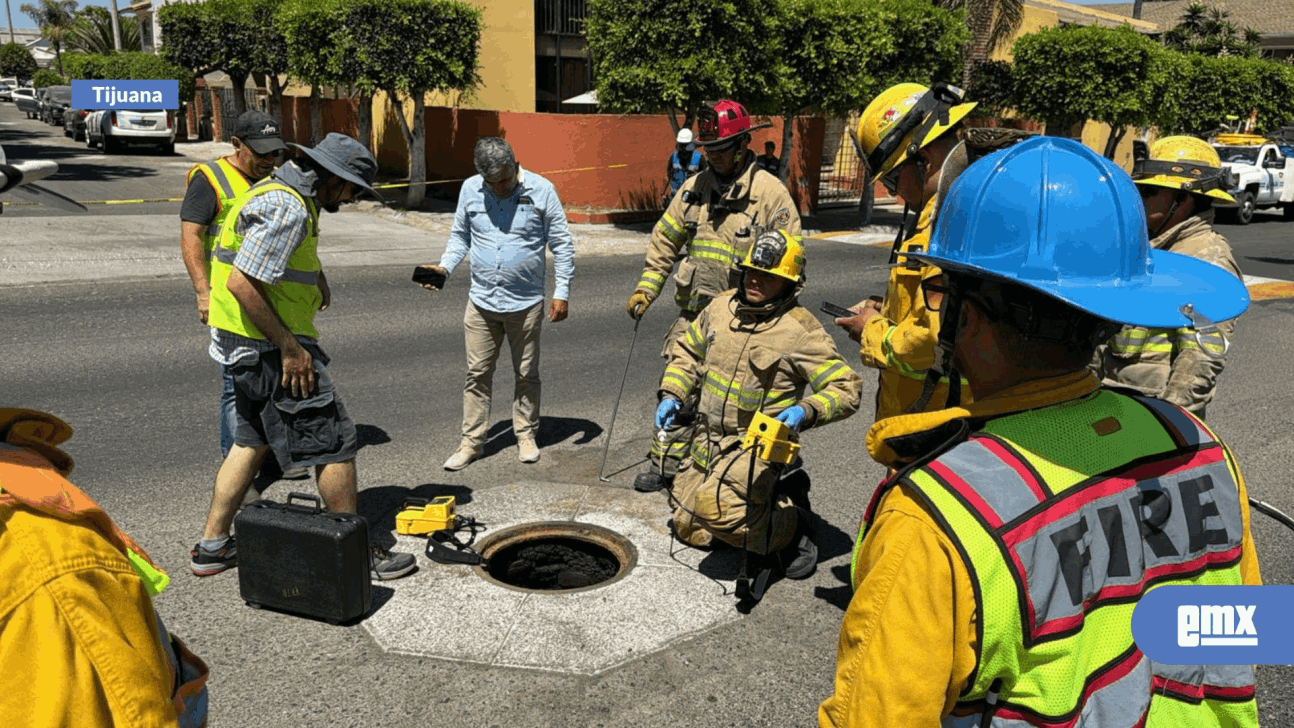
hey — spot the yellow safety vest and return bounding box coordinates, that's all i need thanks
[854,390,1257,727]
[186,157,253,276]
[208,180,322,340]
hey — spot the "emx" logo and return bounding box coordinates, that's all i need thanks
[1178,605,1257,647]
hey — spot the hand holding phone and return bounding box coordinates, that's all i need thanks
[820,301,855,319]
[413,265,446,290]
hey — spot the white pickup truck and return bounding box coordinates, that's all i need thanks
[1212,135,1294,224]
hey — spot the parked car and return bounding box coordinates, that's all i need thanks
[39,85,72,126]
[86,109,176,154]
[13,87,38,117]
[63,108,90,141]
[0,84,12,102]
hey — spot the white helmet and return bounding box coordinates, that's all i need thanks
[675,128,694,145]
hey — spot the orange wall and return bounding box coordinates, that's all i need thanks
[280,96,360,147]
[371,108,824,214]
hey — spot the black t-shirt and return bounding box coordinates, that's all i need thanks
[180,163,254,225]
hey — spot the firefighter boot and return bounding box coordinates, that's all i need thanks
[781,507,819,580]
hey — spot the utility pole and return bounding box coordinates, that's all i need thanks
[108,0,123,52]
[6,0,16,45]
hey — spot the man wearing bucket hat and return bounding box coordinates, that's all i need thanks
[627,99,802,494]
[664,127,705,206]
[193,132,417,582]
[661,231,861,602]
[832,82,981,423]
[820,137,1260,726]
[1094,136,1243,417]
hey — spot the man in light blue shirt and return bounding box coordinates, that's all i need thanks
[419,137,575,470]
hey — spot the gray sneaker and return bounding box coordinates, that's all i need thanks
[370,544,416,580]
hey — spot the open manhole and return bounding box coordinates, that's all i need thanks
[472,522,637,594]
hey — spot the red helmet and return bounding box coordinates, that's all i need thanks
[696,100,772,148]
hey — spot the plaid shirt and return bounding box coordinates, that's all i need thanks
[209,170,319,366]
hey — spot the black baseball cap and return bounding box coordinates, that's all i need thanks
[232,111,288,155]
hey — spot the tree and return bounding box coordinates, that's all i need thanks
[158,0,259,117]
[20,0,78,76]
[66,6,141,54]
[247,0,290,121]
[870,0,969,94]
[340,0,482,207]
[1163,3,1261,58]
[31,67,66,88]
[967,58,1015,118]
[933,0,1023,90]
[281,0,348,144]
[62,51,196,99]
[586,0,783,133]
[158,1,218,76]
[1012,24,1170,158]
[0,42,38,81]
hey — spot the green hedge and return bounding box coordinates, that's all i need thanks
[64,52,196,101]
[31,68,68,88]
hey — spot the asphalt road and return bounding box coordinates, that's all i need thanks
[4,98,1294,725]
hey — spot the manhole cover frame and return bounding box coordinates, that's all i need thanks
[471,521,639,594]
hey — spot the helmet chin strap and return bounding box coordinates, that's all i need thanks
[907,290,962,414]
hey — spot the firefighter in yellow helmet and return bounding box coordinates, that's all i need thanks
[1093,136,1243,417]
[658,231,862,603]
[832,82,981,426]
[627,100,803,493]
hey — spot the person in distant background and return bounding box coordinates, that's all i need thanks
[757,141,780,176]
[664,127,706,205]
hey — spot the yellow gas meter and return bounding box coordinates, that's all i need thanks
[741,411,800,465]
[396,496,457,535]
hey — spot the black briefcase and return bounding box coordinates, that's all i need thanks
[234,492,372,624]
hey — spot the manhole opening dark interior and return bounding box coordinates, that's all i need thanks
[487,536,623,590]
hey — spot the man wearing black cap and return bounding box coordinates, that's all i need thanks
[181,110,301,475]
[192,132,416,581]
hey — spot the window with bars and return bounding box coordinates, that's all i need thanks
[535,0,587,37]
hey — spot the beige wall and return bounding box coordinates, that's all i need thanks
[427,0,534,113]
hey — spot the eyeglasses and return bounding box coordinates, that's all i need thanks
[880,162,907,196]
[921,274,950,312]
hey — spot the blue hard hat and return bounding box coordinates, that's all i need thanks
[909,136,1248,329]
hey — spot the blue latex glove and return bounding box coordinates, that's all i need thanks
[655,398,682,430]
[775,405,807,432]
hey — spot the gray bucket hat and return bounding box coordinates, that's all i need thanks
[289,133,384,202]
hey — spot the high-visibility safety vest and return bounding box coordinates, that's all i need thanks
[668,149,704,197]
[186,158,253,275]
[207,180,323,340]
[854,390,1257,727]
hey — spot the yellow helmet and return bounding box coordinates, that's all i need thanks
[1131,135,1235,203]
[740,230,805,283]
[855,82,978,182]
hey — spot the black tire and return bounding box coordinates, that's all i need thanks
[103,135,117,154]
[1235,190,1256,225]
[161,142,175,155]
[1283,204,1294,221]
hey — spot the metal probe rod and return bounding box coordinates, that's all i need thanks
[598,318,641,482]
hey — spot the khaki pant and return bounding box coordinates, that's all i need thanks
[461,300,543,449]
[671,448,798,554]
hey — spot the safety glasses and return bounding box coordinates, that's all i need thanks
[921,273,950,312]
[881,164,904,196]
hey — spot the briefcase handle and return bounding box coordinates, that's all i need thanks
[286,492,323,513]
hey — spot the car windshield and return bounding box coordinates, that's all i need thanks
[1216,146,1259,164]
[49,89,71,103]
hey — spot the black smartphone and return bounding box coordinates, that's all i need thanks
[820,301,854,319]
[412,266,446,289]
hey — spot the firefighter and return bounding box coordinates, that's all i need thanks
[627,99,803,493]
[820,137,1258,726]
[832,82,977,422]
[1094,136,1243,417]
[660,231,862,593]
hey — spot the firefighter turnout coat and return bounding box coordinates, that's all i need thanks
[1094,212,1241,416]
[661,290,863,552]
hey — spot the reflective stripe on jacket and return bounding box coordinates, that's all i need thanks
[1094,213,1241,415]
[207,180,322,340]
[853,390,1257,727]
[186,158,253,276]
[639,152,801,313]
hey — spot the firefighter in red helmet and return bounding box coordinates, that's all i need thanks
[626,99,803,494]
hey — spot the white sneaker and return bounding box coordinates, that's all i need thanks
[518,437,540,463]
[443,446,481,471]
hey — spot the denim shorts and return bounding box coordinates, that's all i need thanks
[229,343,358,470]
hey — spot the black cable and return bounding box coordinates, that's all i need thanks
[1250,498,1294,533]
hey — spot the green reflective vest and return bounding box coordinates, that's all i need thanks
[854,390,1257,727]
[186,157,253,277]
[208,180,322,340]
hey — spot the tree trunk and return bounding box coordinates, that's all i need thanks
[108,0,123,52]
[779,112,795,184]
[309,84,323,145]
[1103,125,1127,160]
[268,74,284,124]
[357,92,373,153]
[1132,0,1144,19]
[391,91,427,208]
[230,73,248,117]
